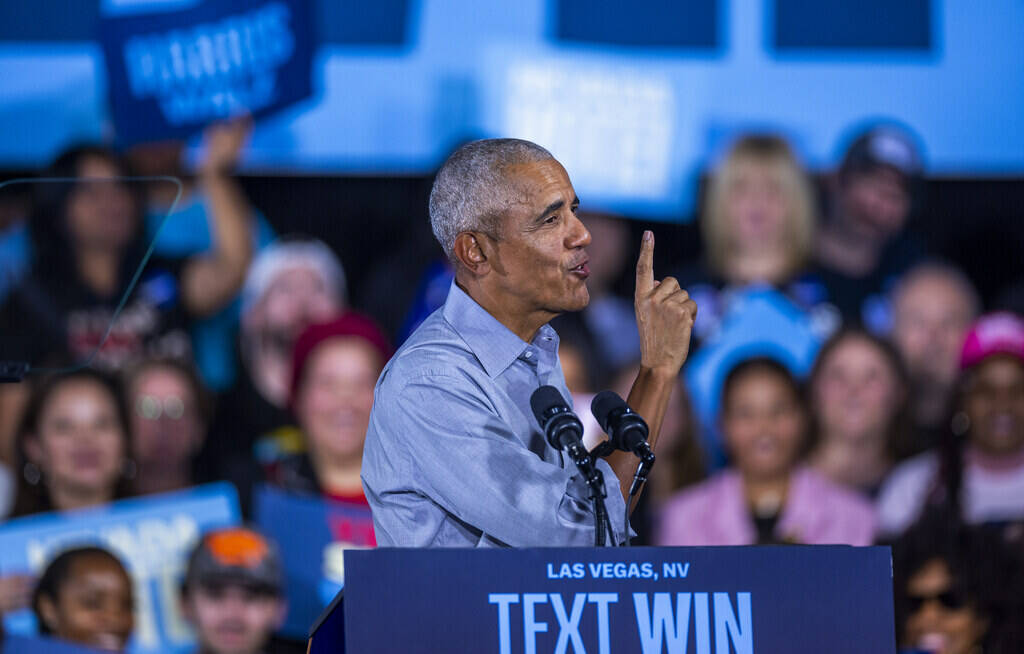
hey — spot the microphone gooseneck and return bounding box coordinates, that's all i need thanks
[531,385,614,546]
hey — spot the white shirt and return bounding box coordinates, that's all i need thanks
[876,449,1024,536]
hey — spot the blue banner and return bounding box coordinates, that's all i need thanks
[2,635,105,654]
[253,484,375,638]
[0,483,241,654]
[339,546,895,653]
[98,0,315,144]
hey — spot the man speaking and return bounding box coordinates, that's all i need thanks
[362,139,696,547]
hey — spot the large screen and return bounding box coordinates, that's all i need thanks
[1,0,1022,218]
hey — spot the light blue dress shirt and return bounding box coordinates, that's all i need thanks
[362,281,628,547]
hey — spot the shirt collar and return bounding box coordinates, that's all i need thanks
[443,281,556,378]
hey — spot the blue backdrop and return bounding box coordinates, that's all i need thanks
[0,0,1022,218]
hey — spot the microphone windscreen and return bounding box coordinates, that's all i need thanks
[591,390,626,431]
[530,385,567,425]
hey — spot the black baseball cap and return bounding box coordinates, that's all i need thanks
[183,527,284,595]
[840,126,923,188]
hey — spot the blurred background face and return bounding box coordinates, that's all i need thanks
[186,584,282,654]
[66,156,136,254]
[963,355,1024,456]
[893,273,975,389]
[130,366,201,470]
[723,159,788,252]
[249,267,341,342]
[813,336,902,444]
[41,554,134,652]
[27,379,125,498]
[903,558,987,654]
[839,167,909,241]
[723,369,804,480]
[296,338,382,463]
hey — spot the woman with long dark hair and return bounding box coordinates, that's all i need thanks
[808,328,911,497]
[8,368,134,518]
[0,143,251,462]
[877,312,1024,540]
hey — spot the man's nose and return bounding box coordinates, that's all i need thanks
[568,213,591,248]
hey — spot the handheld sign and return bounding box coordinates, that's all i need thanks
[99,0,315,144]
[326,546,895,653]
[0,483,241,654]
[253,484,375,638]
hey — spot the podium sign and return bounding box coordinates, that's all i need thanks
[335,546,895,653]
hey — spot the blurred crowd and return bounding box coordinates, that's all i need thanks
[0,120,1022,654]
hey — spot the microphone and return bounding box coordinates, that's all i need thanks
[530,385,586,453]
[591,391,655,464]
[530,385,605,500]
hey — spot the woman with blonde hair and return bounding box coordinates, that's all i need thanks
[678,134,828,344]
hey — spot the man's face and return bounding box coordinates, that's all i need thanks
[480,158,591,323]
[893,273,975,388]
[184,584,284,654]
[839,167,910,242]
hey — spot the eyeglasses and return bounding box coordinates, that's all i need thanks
[905,590,969,613]
[135,394,190,420]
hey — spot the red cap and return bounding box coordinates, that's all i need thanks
[959,312,1024,370]
[289,312,393,405]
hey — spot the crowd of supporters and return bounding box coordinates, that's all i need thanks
[0,120,1022,654]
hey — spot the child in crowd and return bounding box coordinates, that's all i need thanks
[32,546,134,652]
[180,527,286,654]
[657,357,875,545]
[808,328,910,496]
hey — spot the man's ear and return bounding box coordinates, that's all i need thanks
[452,232,491,276]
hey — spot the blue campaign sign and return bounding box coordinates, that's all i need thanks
[0,483,241,654]
[340,546,895,653]
[2,634,106,654]
[253,484,375,638]
[98,0,315,144]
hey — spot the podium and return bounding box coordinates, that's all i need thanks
[309,546,895,653]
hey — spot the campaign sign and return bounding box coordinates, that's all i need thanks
[253,484,375,638]
[339,546,895,653]
[2,634,106,654]
[99,0,315,144]
[0,483,241,654]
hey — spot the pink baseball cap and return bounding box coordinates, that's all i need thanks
[960,312,1024,370]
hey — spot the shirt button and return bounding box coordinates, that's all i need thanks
[524,351,533,359]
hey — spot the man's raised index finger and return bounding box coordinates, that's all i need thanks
[635,230,655,296]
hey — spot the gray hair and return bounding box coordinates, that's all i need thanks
[429,138,553,260]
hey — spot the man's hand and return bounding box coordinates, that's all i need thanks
[634,230,697,377]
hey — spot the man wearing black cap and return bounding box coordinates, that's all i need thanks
[180,527,287,654]
[813,124,926,329]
